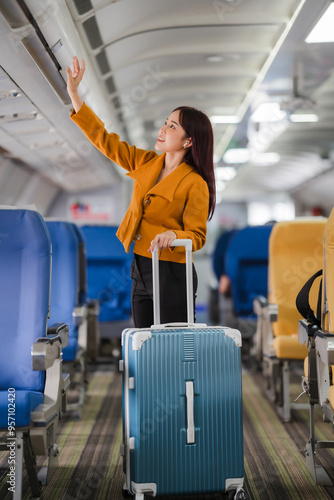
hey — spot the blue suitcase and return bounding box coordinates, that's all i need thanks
[120,240,245,499]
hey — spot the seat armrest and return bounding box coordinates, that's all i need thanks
[31,338,61,371]
[252,295,278,359]
[298,319,320,346]
[47,322,69,348]
[32,323,69,371]
[88,299,100,315]
[315,333,334,365]
[298,319,309,346]
[30,323,70,430]
[253,296,278,322]
[73,305,87,326]
[253,295,268,310]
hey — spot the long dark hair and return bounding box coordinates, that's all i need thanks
[174,106,216,220]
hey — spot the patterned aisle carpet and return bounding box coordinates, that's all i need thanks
[1,362,334,499]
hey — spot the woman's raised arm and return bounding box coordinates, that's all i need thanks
[66,56,85,112]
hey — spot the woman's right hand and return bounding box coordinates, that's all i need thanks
[66,56,85,95]
[66,56,85,111]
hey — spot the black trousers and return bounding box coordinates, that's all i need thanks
[130,254,198,328]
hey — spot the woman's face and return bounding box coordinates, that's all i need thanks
[155,110,189,153]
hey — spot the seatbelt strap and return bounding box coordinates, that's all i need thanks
[295,269,322,327]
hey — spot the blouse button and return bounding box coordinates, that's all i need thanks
[135,234,142,240]
[144,198,151,206]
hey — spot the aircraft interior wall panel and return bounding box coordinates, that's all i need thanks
[0,160,14,187]
[292,169,334,216]
[46,183,127,222]
[0,164,31,205]
[31,183,59,216]
[11,174,59,216]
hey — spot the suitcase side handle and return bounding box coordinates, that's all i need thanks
[151,322,207,329]
[152,239,194,325]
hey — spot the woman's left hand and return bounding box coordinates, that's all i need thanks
[148,231,177,252]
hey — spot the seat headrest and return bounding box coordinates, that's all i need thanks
[269,217,327,337]
[0,209,51,391]
[323,209,334,332]
[81,225,131,259]
[45,221,79,326]
[225,224,274,316]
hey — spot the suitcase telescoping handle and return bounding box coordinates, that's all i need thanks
[152,239,194,325]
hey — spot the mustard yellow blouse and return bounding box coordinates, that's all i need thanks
[70,103,209,263]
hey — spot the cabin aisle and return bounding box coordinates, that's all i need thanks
[1,357,334,499]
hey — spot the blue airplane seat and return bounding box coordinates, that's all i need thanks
[46,221,80,362]
[209,229,239,325]
[0,208,69,498]
[225,224,273,318]
[81,225,133,324]
[71,223,88,306]
[71,222,100,362]
[212,228,239,284]
[0,209,50,426]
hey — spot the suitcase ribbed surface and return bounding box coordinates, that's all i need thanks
[127,327,244,495]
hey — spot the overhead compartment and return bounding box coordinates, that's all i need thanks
[0,0,123,192]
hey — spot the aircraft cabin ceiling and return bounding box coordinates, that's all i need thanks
[0,0,333,202]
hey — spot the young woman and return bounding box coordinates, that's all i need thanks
[67,57,215,327]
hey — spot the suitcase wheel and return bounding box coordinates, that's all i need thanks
[228,488,248,500]
[122,486,134,498]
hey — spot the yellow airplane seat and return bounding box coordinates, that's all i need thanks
[298,208,334,485]
[255,217,327,422]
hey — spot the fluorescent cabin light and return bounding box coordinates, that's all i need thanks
[223,148,251,164]
[215,166,237,181]
[290,113,319,123]
[30,140,65,150]
[248,201,295,225]
[206,55,224,63]
[211,115,240,124]
[250,152,280,165]
[250,102,286,123]
[306,4,334,43]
